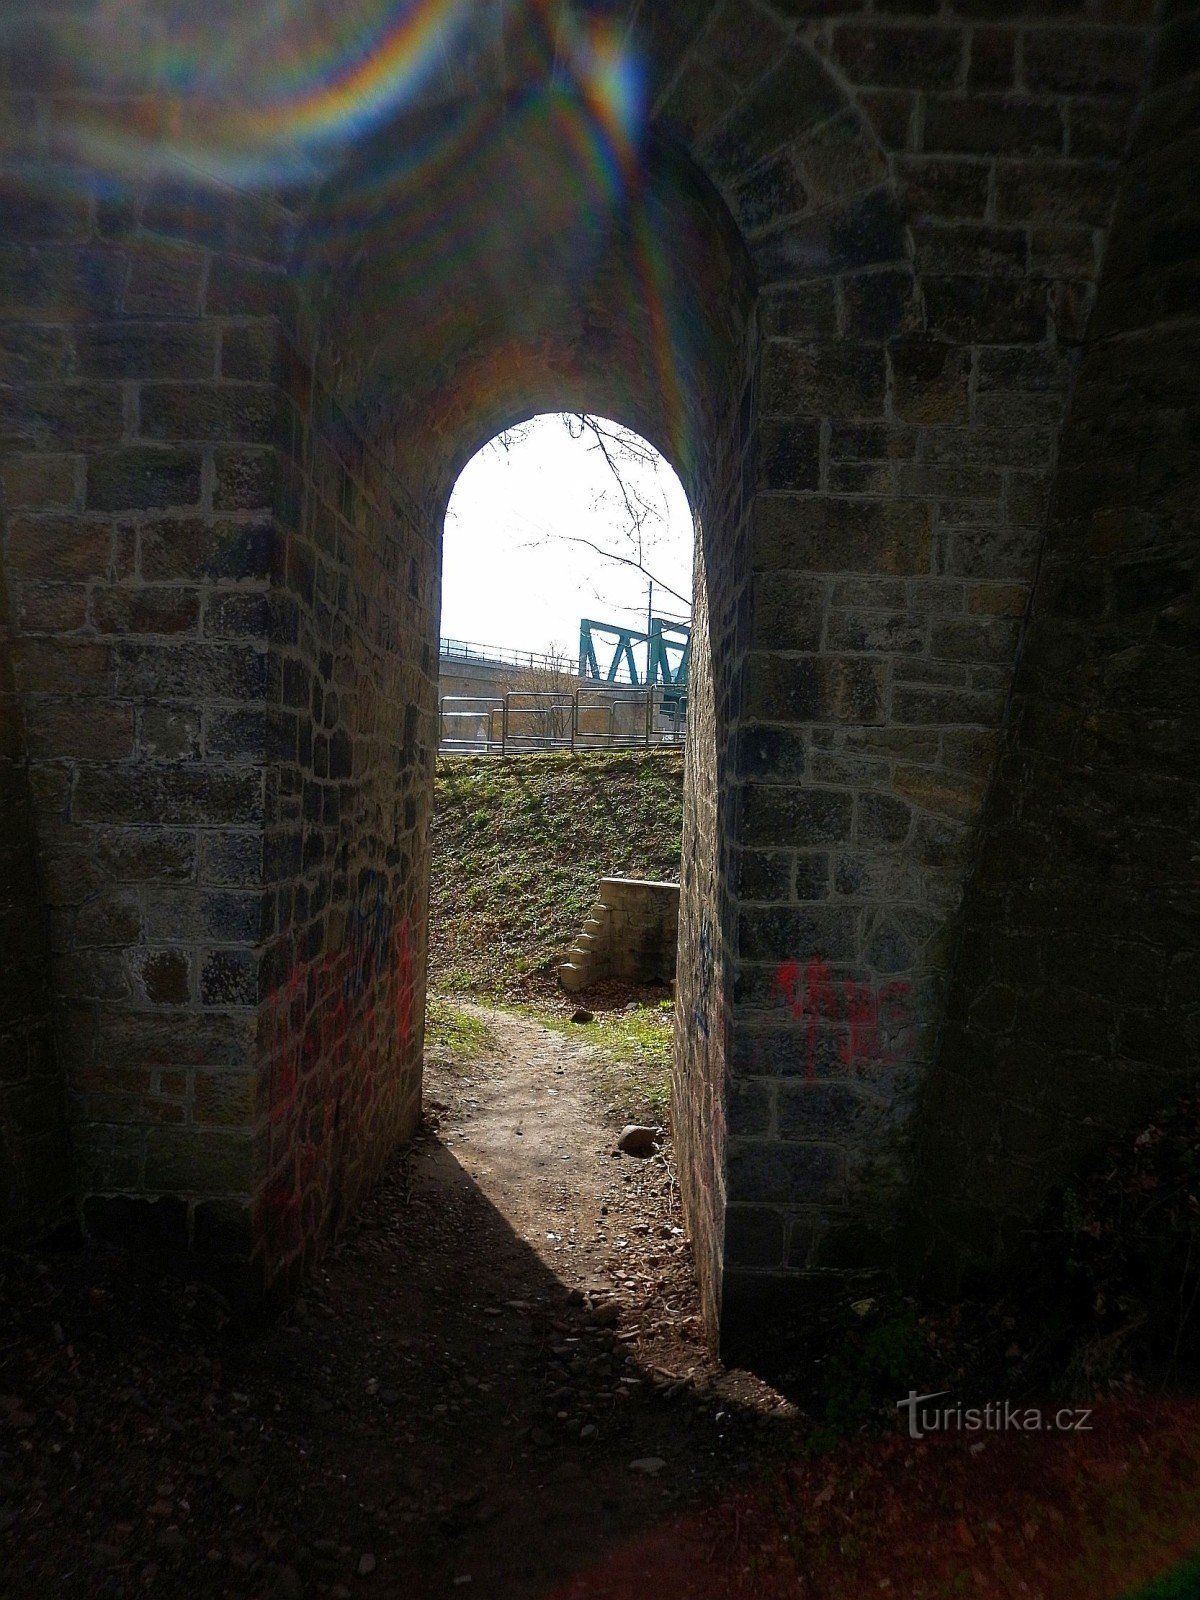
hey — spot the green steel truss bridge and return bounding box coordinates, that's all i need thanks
[577,616,691,701]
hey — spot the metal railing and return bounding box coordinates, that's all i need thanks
[438,637,568,673]
[438,685,688,754]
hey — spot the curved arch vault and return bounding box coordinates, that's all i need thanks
[2,0,1192,1352]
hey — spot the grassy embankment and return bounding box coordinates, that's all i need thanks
[425,749,684,1121]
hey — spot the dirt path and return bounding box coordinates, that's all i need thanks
[0,1007,791,1600]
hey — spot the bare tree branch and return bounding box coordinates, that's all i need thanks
[560,413,690,608]
[551,531,690,609]
[477,411,693,614]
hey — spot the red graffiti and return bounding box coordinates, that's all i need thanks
[394,914,414,1054]
[256,1166,301,1255]
[771,958,913,1078]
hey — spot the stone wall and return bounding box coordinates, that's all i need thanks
[0,534,71,1236]
[908,2,1200,1284]
[254,336,435,1290]
[669,2,1157,1334]
[0,160,292,1265]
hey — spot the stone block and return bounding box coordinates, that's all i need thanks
[139,516,273,583]
[125,241,205,315]
[205,258,284,317]
[751,192,906,285]
[968,26,1017,91]
[893,684,993,726]
[831,23,964,90]
[947,527,1042,579]
[703,50,845,179]
[825,610,925,655]
[132,949,192,1006]
[923,95,1064,157]
[26,702,133,762]
[114,641,267,701]
[737,724,807,779]
[856,792,913,844]
[0,325,71,383]
[0,244,125,320]
[893,764,987,821]
[0,383,124,450]
[728,1079,775,1138]
[994,160,1116,228]
[931,617,1021,665]
[74,889,142,948]
[762,341,886,419]
[755,496,933,574]
[896,156,990,219]
[74,765,264,826]
[914,222,1029,277]
[735,152,807,234]
[73,322,217,380]
[758,418,820,491]
[723,1204,785,1269]
[0,452,78,510]
[193,1068,260,1125]
[841,269,919,341]
[1024,29,1146,96]
[14,638,113,697]
[794,110,889,204]
[778,1082,882,1141]
[760,284,838,340]
[220,321,282,382]
[736,848,793,901]
[93,587,201,636]
[212,446,277,511]
[726,1140,845,1205]
[750,571,824,650]
[143,1128,255,1192]
[139,383,277,444]
[742,784,853,848]
[744,654,886,724]
[924,277,1048,343]
[87,448,203,512]
[139,706,202,761]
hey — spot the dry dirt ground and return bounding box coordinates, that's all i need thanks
[0,1007,794,1600]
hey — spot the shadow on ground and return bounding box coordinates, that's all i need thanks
[0,1128,792,1600]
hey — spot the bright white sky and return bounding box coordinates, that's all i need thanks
[442,414,694,664]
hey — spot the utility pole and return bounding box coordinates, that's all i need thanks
[646,578,653,686]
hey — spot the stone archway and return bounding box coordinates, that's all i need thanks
[0,0,1176,1350]
[272,100,760,1324]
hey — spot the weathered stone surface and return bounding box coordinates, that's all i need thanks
[908,24,1200,1285]
[0,0,1186,1359]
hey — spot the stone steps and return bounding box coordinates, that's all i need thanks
[557,878,679,993]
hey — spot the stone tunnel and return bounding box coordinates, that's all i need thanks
[0,0,1196,1350]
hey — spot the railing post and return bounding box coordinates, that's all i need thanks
[502,694,509,755]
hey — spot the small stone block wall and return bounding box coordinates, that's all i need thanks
[559,879,680,993]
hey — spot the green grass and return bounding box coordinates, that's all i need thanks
[429,749,684,1002]
[424,997,494,1068]
[526,999,675,1125]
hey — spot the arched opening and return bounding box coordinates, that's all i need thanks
[440,412,694,747]
[430,411,694,1026]
[260,109,756,1332]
